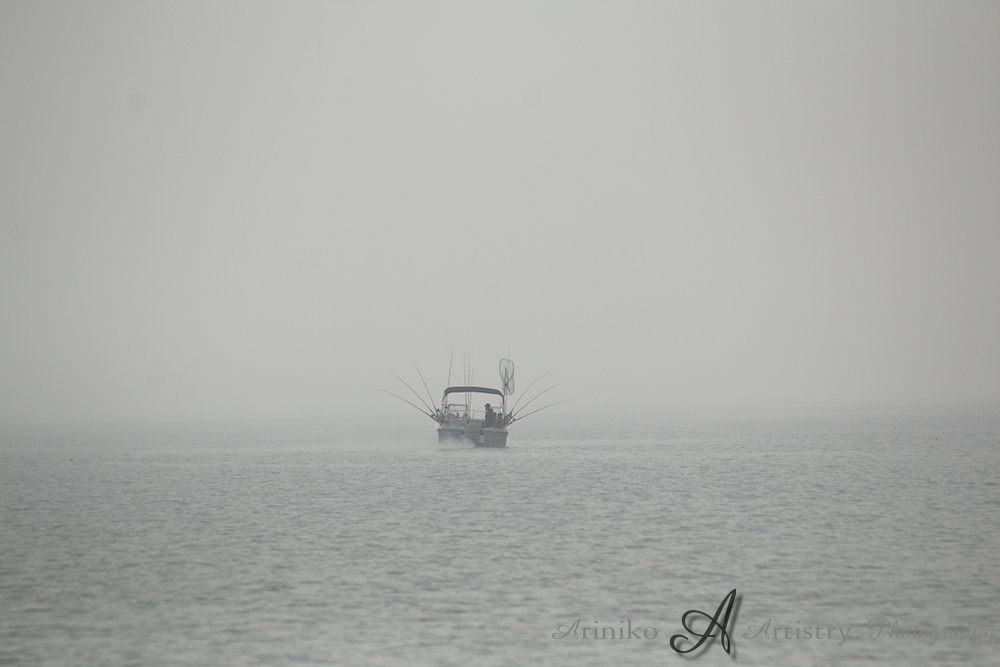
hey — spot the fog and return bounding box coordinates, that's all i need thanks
[2,1,998,424]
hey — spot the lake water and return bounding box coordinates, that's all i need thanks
[1,408,998,666]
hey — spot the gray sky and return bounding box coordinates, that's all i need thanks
[2,1,998,423]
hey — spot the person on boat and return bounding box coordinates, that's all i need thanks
[483,403,495,428]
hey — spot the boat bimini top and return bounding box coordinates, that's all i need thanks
[440,386,506,415]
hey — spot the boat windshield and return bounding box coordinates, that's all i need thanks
[443,403,468,419]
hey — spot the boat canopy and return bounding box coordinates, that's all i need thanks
[442,386,504,398]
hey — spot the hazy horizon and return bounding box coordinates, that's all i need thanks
[2,2,998,425]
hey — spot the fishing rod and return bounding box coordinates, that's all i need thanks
[511,383,562,420]
[413,363,437,413]
[509,373,550,414]
[465,355,472,409]
[378,389,439,421]
[509,398,572,423]
[390,373,436,415]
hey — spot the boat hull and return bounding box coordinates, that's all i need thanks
[480,427,508,448]
[438,426,465,441]
[437,425,508,447]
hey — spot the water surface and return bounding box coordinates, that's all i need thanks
[1,409,998,666]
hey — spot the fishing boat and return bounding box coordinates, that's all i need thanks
[436,385,509,447]
[382,356,566,448]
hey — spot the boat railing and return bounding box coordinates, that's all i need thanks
[440,404,507,427]
[468,409,507,427]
